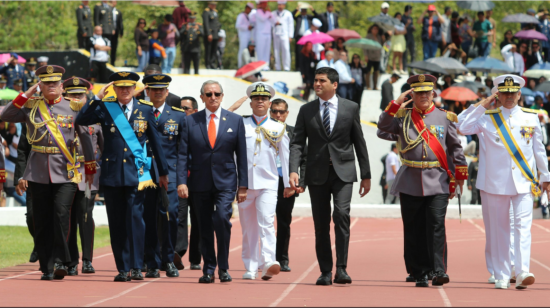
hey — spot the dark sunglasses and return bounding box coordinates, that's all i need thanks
[180,106,191,110]
[270,109,288,114]
[205,92,222,97]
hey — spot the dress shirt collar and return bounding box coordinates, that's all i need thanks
[45,96,62,105]
[252,113,268,124]
[119,99,133,112]
[153,103,165,115]
[206,106,222,120]
[319,94,338,107]
[500,104,521,115]
[414,102,435,115]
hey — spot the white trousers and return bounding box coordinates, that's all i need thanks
[273,35,291,71]
[238,189,277,272]
[481,190,515,275]
[482,191,532,280]
[255,34,272,68]
[238,32,251,68]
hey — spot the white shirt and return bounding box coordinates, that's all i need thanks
[273,9,294,38]
[236,12,251,32]
[91,35,109,62]
[299,15,309,36]
[316,58,334,69]
[303,29,324,59]
[319,95,339,132]
[252,8,273,35]
[218,29,226,48]
[119,100,134,120]
[440,15,450,42]
[244,115,290,190]
[385,151,400,182]
[205,107,221,136]
[501,44,525,75]
[113,7,118,25]
[333,59,353,84]
[153,103,165,116]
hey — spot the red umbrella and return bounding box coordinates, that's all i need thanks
[440,87,479,101]
[235,61,268,78]
[297,32,334,45]
[327,29,361,41]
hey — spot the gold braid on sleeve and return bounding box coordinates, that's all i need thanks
[257,124,286,154]
[27,99,55,144]
[400,111,428,158]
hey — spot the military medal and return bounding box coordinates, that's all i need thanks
[520,126,534,144]
[111,127,115,133]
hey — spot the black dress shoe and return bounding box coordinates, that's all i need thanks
[334,268,352,284]
[29,251,38,263]
[41,272,54,280]
[67,265,78,276]
[114,271,130,282]
[416,275,429,287]
[173,252,184,270]
[316,272,332,285]
[145,268,160,278]
[141,264,147,272]
[432,272,450,286]
[406,275,416,282]
[427,271,434,280]
[280,261,291,272]
[218,269,232,282]
[82,261,95,274]
[190,263,202,270]
[199,274,215,283]
[53,263,68,279]
[165,263,179,277]
[131,269,144,280]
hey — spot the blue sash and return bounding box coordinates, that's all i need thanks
[104,102,155,190]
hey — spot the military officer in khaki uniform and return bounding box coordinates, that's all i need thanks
[62,77,104,276]
[0,65,96,281]
[377,74,468,288]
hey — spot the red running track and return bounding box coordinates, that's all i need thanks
[1,217,550,307]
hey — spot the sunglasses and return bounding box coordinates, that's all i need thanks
[205,92,222,97]
[270,109,288,114]
[180,106,191,110]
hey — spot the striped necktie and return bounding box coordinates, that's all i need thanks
[323,101,331,136]
[154,109,160,121]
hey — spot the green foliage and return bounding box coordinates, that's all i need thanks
[0,1,547,69]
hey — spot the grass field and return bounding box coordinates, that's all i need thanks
[0,226,111,269]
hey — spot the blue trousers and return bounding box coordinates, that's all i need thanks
[143,183,179,269]
[423,40,439,60]
[475,40,490,57]
[104,185,146,272]
[337,83,353,100]
[136,50,150,73]
[192,189,235,275]
[162,47,176,74]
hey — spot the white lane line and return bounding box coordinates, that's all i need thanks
[94,252,113,259]
[229,245,242,253]
[532,222,550,233]
[467,219,486,234]
[84,278,161,307]
[269,218,359,307]
[531,258,550,272]
[292,217,305,224]
[437,287,452,307]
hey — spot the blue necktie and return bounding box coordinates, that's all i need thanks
[323,101,331,135]
[303,18,309,32]
[122,105,129,120]
[329,14,334,31]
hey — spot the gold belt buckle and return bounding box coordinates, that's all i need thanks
[47,147,53,154]
[422,161,428,169]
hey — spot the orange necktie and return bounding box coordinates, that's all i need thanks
[428,17,433,40]
[208,113,216,148]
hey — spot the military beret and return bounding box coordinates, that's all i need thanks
[63,77,92,94]
[142,74,172,88]
[36,65,65,82]
[494,74,525,93]
[109,71,140,87]
[407,74,437,92]
[247,82,275,97]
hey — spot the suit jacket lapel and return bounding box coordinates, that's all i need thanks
[197,110,212,149]
[330,96,345,138]
[128,99,139,123]
[314,99,331,139]
[157,106,170,127]
[214,109,228,150]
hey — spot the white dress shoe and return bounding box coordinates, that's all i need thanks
[243,271,257,280]
[488,275,495,284]
[515,272,535,289]
[261,261,281,280]
[495,279,510,289]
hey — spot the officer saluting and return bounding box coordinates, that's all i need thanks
[377,74,468,288]
[181,11,203,75]
[202,1,221,69]
[141,74,186,279]
[63,77,104,276]
[0,65,96,280]
[460,75,550,290]
[76,72,169,282]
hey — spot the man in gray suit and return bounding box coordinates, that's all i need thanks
[380,73,400,111]
[289,67,371,286]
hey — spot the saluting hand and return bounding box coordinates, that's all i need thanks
[395,89,414,106]
[97,82,114,100]
[24,82,41,98]
[480,92,498,109]
[177,184,189,199]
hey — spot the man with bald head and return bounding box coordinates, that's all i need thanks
[89,25,111,83]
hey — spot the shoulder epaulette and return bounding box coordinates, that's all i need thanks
[521,107,539,114]
[485,109,501,114]
[23,98,38,109]
[171,106,185,113]
[243,115,251,118]
[69,99,84,111]
[270,117,284,125]
[446,111,458,123]
[138,99,153,106]
[103,96,117,102]
[395,108,410,118]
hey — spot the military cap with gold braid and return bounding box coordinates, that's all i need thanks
[142,74,172,88]
[63,77,92,94]
[35,65,65,82]
[407,74,437,92]
[27,57,37,65]
[246,82,275,98]
[109,71,140,87]
[494,74,525,93]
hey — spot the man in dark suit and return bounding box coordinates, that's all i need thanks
[135,65,181,108]
[380,73,400,111]
[76,1,93,49]
[293,4,320,69]
[110,1,123,66]
[177,80,248,283]
[320,2,339,33]
[289,67,371,285]
[202,1,221,69]
[94,1,114,43]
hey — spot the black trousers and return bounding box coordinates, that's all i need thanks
[77,34,88,49]
[91,61,109,83]
[308,165,353,273]
[175,195,202,264]
[28,181,77,273]
[399,193,449,278]
[294,38,303,70]
[184,52,200,75]
[25,187,36,255]
[110,32,120,66]
[68,190,98,266]
[204,39,218,69]
[275,176,295,264]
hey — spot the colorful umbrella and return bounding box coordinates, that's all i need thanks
[0,88,20,100]
[440,87,479,101]
[344,38,382,50]
[297,32,334,45]
[520,87,535,96]
[0,53,27,65]
[515,29,548,41]
[235,61,268,79]
[502,13,541,24]
[327,29,361,41]
[466,57,513,74]
[456,0,494,11]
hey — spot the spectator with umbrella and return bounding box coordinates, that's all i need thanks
[417,5,443,60]
[303,18,325,60]
[292,3,321,70]
[522,8,538,30]
[299,41,317,101]
[364,24,384,90]
[240,41,268,82]
[391,12,407,74]
[472,11,493,57]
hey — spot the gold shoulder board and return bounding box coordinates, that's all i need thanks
[446,111,458,123]
[138,99,153,106]
[171,106,185,112]
[521,107,539,114]
[69,99,84,111]
[395,108,410,118]
[103,96,117,102]
[23,98,38,109]
[485,109,501,114]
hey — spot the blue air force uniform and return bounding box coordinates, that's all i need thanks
[75,72,168,281]
[141,74,187,276]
